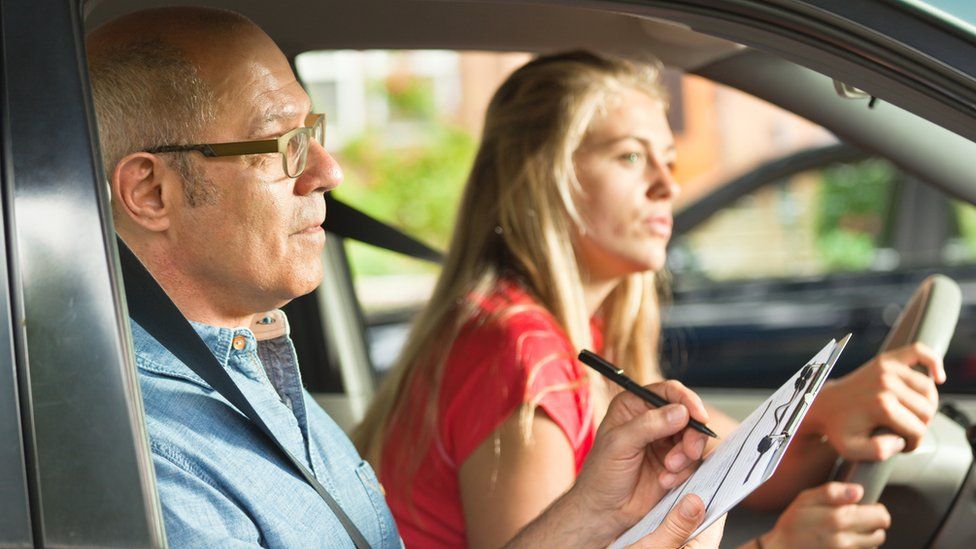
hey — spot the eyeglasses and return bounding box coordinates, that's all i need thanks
[143,113,326,178]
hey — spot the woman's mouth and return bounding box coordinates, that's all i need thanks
[645,214,672,237]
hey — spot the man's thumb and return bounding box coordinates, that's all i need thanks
[630,495,705,548]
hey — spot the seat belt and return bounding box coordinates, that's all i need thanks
[117,239,370,549]
[324,195,443,264]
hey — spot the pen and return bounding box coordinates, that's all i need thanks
[578,349,718,438]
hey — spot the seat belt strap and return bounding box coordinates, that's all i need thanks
[324,195,442,264]
[117,240,370,549]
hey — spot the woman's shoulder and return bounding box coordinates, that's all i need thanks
[438,280,592,466]
[456,279,573,361]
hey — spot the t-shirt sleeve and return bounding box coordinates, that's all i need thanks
[440,312,590,468]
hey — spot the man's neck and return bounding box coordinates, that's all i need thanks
[130,239,258,329]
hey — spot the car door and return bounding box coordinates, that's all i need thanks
[0,0,164,546]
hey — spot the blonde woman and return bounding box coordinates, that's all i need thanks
[356,51,944,549]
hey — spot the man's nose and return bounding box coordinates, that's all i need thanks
[295,141,342,195]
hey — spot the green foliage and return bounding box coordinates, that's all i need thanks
[814,158,896,270]
[952,201,976,259]
[383,75,437,120]
[335,125,476,276]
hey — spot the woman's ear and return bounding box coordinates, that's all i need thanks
[111,152,175,232]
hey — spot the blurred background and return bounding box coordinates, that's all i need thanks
[295,50,976,390]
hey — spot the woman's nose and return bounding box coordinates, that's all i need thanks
[647,157,679,201]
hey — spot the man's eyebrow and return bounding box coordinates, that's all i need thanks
[250,104,307,137]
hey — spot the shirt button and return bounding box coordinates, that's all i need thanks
[232,335,247,351]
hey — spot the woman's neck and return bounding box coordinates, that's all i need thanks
[581,276,620,317]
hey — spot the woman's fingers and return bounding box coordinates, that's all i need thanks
[830,529,887,548]
[874,392,929,450]
[900,365,940,403]
[886,372,938,425]
[883,343,945,384]
[839,431,907,461]
[798,482,862,506]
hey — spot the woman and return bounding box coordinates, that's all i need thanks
[356,51,942,549]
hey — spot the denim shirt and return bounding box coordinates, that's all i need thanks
[131,311,400,548]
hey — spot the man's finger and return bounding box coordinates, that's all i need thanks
[680,424,709,461]
[611,404,689,458]
[627,494,705,548]
[656,380,710,426]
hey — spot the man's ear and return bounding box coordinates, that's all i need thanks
[111,152,178,233]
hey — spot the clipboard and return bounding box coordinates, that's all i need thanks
[611,335,851,548]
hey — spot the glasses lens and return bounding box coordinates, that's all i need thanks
[286,131,309,177]
[313,116,325,147]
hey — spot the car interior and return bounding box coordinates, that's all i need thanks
[2,0,972,547]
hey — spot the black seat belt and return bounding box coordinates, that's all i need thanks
[117,239,370,549]
[324,195,443,264]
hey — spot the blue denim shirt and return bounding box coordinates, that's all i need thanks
[131,311,400,548]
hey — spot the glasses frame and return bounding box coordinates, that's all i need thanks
[143,113,326,178]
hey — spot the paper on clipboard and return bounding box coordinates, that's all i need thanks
[611,335,850,548]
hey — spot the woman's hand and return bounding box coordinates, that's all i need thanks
[757,482,890,549]
[804,343,944,461]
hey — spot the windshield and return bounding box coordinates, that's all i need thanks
[900,0,976,34]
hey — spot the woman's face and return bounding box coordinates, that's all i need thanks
[572,87,679,282]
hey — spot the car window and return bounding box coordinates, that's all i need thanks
[669,150,976,285]
[669,156,902,285]
[295,50,531,373]
[296,52,976,395]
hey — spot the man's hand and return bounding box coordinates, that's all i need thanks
[574,380,712,544]
[804,343,944,461]
[505,380,713,548]
[627,494,725,549]
[757,483,890,549]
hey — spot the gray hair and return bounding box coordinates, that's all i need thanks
[88,40,218,206]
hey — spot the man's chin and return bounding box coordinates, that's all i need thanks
[291,271,325,299]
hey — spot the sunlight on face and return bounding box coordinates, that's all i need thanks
[572,87,678,283]
[172,28,342,313]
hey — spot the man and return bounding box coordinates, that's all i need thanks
[87,7,719,547]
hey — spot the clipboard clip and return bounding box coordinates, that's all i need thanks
[746,360,832,483]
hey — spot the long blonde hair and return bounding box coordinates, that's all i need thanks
[355,50,668,480]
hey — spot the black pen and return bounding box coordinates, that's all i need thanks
[578,349,718,438]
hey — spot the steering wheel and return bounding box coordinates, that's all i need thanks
[830,274,961,502]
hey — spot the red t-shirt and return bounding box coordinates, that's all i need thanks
[380,280,601,548]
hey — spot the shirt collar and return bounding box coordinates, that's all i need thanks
[130,309,290,388]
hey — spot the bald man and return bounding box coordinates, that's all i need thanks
[87,7,719,548]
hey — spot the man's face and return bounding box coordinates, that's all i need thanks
[167,29,342,315]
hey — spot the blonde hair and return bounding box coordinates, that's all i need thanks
[355,51,668,488]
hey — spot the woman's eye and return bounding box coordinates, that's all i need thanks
[621,152,644,164]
